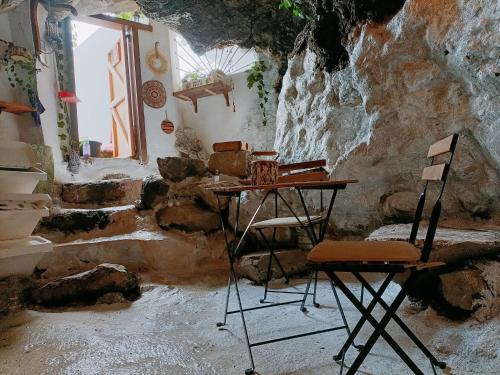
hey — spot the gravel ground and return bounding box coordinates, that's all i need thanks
[0,277,498,375]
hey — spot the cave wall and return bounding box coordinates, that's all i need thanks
[275,0,500,235]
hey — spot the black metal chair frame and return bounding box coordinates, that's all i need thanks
[311,134,459,374]
[214,183,355,375]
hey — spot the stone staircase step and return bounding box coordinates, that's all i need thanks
[36,205,138,243]
[36,230,227,282]
[60,178,142,208]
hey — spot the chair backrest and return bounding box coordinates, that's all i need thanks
[409,134,459,262]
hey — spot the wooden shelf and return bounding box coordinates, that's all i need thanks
[0,101,35,115]
[173,81,232,113]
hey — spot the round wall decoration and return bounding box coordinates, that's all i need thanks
[161,119,175,134]
[146,42,169,76]
[142,80,166,108]
[161,110,174,134]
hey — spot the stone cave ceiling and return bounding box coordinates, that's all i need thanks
[1,0,406,70]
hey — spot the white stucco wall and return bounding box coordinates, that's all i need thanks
[178,71,277,153]
[140,21,180,162]
[0,8,43,145]
[35,19,180,181]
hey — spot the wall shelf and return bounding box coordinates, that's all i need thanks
[0,101,35,115]
[173,81,232,113]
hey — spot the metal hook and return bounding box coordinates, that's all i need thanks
[155,42,160,58]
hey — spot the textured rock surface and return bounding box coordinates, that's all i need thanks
[61,179,142,207]
[208,151,252,178]
[174,127,208,160]
[275,0,500,236]
[236,249,308,282]
[37,205,137,243]
[167,176,231,212]
[140,175,170,209]
[30,264,140,307]
[0,276,33,316]
[157,157,208,182]
[156,204,220,233]
[137,0,303,66]
[439,259,500,321]
[368,224,500,264]
[37,230,228,281]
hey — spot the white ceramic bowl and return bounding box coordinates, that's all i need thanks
[0,167,47,194]
[0,236,53,277]
[0,208,49,240]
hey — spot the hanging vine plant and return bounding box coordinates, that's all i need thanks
[247,60,269,126]
[279,0,311,20]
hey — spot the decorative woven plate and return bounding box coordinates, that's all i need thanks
[142,80,166,108]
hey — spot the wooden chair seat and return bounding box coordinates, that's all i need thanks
[251,215,323,229]
[307,240,421,264]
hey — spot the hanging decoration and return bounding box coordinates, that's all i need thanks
[161,110,174,134]
[142,80,166,108]
[146,42,169,76]
[0,39,43,126]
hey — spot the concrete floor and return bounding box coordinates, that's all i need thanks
[0,278,498,375]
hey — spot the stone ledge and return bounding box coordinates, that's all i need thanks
[368,224,500,264]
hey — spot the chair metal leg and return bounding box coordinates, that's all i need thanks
[355,272,446,369]
[346,281,418,375]
[216,273,232,327]
[326,271,425,375]
[312,271,320,307]
[333,274,393,361]
[231,266,256,374]
[300,272,314,312]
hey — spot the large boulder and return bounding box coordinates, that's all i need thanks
[61,179,142,207]
[140,174,170,209]
[167,176,232,212]
[368,224,500,264]
[274,0,500,236]
[30,264,140,307]
[208,151,252,178]
[156,204,220,233]
[368,224,500,320]
[236,249,309,283]
[157,157,208,182]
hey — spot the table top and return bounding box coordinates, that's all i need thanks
[206,179,358,193]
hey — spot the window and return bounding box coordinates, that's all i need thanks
[175,34,257,86]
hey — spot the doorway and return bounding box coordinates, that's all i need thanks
[72,19,134,158]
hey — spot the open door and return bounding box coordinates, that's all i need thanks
[107,39,134,158]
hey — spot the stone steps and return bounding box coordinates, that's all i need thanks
[36,205,138,243]
[60,178,143,208]
[36,229,228,282]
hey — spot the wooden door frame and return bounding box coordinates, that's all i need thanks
[71,15,151,163]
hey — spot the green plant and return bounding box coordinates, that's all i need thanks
[279,0,311,20]
[247,60,269,126]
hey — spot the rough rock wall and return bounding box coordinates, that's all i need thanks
[137,0,304,68]
[275,0,500,235]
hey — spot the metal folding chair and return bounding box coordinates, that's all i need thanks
[307,134,458,374]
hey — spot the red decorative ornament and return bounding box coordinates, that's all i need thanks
[161,110,174,134]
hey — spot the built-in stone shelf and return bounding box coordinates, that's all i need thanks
[0,167,47,194]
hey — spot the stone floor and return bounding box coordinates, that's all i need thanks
[0,277,498,375]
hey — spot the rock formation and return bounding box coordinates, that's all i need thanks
[275,0,500,235]
[30,263,140,307]
[137,0,304,68]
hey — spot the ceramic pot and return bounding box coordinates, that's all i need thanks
[251,160,278,186]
